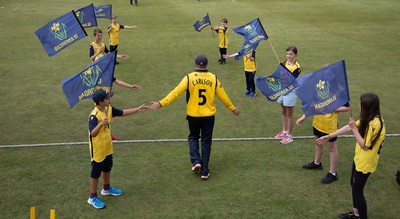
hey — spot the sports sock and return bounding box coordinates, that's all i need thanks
[90,192,97,198]
[104,184,110,190]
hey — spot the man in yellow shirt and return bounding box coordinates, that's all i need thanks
[151,55,240,180]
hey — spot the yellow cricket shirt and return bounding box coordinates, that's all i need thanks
[88,106,113,162]
[354,117,385,173]
[159,70,236,117]
[217,27,228,48]
[244,51,256,72]
[108,23,123,46]
[90,42,107,61]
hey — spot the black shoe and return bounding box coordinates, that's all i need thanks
[339,211,360,219]
[115,61,120,65]
[218,59,222,63]
[321,172,338,184]
[302,161,323,170]
[219,60,226,65]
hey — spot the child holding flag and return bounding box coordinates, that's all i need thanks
[224,50,257,98]
[211,18,229,64]
[90,28,141,140]
[296,102,350,184]
[316,92,385,219]
[274,46,301,144]
[90,29,129,62]
[87,89,149,209]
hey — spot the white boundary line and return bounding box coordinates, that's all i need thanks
[1,134,399,148]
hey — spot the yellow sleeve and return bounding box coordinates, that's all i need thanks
[159,76,188,107]
[215,79,235,111]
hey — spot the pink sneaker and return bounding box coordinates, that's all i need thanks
[191,164,201,173]
[274,132,287,139]
[280,135,293,144]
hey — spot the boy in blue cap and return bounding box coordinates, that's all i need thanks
[87,89,149,209]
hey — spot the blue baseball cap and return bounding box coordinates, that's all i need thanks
[92,89,113,103]
[195,55,208,67]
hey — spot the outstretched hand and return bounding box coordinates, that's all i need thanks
[151,102,161,110]
[137,104,151,112]
[131,84,141,90]
[232,107,240,116]
[316,135,329,146]
[118,54,129,60]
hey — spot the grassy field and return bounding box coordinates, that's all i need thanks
[0,0,399,218]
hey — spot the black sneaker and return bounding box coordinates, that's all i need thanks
[339,211,360,219]
[321,172,338,184]
[302,161,323,170]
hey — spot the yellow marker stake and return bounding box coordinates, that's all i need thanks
[30,207,36,219]
[50,209,56,219]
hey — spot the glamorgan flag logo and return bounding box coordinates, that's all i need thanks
[193,13,211,32]
[266,77,281,91]
[256,64,298,102]
[233,18,268,45]
[50,23,67,40]
[35,11,87,57]
[295,60,350,117]
[315,80,330,99]
[61,51,116,108]
[76,4,98,28]
[94,4,112,19]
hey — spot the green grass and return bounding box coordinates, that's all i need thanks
[0,0,399,218]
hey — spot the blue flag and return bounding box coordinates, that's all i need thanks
[94,5,112,19]
[256,64,299,102]
[295,60,350,117]
[61,51,116,108]
[35,11,87,57]
[193,13,211,32]
[234,40,259,61]
[76,4,98,28]
[233,18,268,45]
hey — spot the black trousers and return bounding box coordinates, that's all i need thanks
[351,162,371,219]
[244,71,256,92]
[187,115,215,176]
[130,0,138,5]
[219,47,227,61]
[110,44,118,53]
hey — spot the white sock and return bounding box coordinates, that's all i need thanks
[330,172,336,176]
[283,130,288,134]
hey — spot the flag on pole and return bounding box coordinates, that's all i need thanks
[233,18,268,45]
[76,4,97,28]
[256,64,299,102]
[193,13,211,32]
[94,5,112,19]
[35,11,87,57]
[234,40,260,61]
[295,60,350,117]
[61,51,117,108]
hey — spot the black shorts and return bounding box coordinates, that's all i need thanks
[313,127,337,142]
[91,154,113,178]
